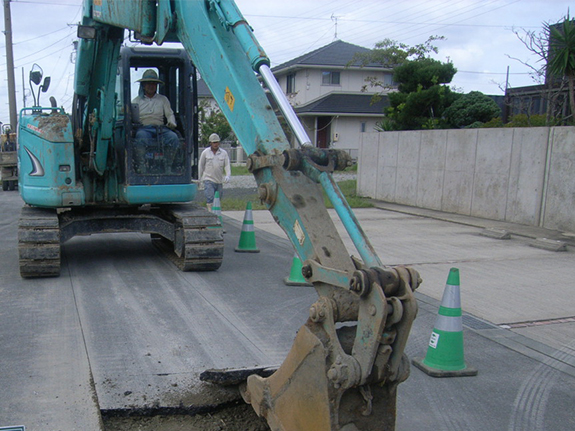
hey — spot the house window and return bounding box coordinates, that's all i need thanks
[360,122,366,133]
[286,73,296,94]
[383,73,395,87]
[322,71,340,85]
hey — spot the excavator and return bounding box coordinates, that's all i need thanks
[1,124,18,191]
[17,1,421,429]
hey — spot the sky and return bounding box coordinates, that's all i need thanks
[0,0,572,122]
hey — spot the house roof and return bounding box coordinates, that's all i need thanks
[294,93,388,116]
[272,40,382,73]
[196,78,212,98]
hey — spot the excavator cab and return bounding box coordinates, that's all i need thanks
[116,46,198,186]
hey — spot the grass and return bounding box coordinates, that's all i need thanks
[220,178,372,211]
[324,180,373,209]
[230,164,250,176]
[221,195,266,211]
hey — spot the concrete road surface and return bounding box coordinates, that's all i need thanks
[1,189,574,430]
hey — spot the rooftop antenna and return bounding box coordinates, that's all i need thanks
[331,14,341,41]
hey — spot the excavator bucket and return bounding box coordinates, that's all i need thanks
[206,265,420,431]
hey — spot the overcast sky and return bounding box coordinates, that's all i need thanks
[0,0,572,120]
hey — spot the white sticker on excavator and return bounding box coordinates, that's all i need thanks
[429,332,440,348]
[294,219,305,246]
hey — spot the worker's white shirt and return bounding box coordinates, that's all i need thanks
[199,147,231,184]
[132,93,176,127]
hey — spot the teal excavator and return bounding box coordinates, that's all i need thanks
[17,1,421,429]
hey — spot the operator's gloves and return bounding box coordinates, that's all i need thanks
[224,176,230,183]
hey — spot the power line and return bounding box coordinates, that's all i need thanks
[457,70,529,75]
[386,0,523,43]
[246,11,539,28]
[9,0,79,5]
[14,26,71,45]
[14,30,75,63]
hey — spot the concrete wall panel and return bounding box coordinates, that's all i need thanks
[376,133,399,202]
[442,130,477,214]
[417,130,447,210]
[506,128,548,225]
[471,129,513,219]
[471,173,510,220]
[358,126,575,233]
[395,132,420,206]
[358,132,381,198]
[543,127,575,231]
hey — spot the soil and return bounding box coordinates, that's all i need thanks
[102,403,270,431]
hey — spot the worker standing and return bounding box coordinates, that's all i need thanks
[198,133,231,211]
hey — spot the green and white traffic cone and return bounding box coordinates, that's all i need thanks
[209,191,224,232]
[412,268,477,377]
[212,191,222,221]
[235,201,259,253]
[284,253,312,286]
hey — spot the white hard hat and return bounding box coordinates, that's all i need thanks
[209,133,221,142]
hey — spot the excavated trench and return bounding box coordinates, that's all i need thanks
[101,401,270,431]
[97,368,276,430]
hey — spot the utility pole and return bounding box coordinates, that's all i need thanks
[21,66,25,107]
[3,0,18,130]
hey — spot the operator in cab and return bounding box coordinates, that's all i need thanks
[131,69,180,174]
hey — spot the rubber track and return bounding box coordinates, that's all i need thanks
[18,206,61,278]
[17,203,223,277]
[152,204,224,271]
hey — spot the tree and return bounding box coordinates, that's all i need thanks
[443,91,501,128]
[393,57,456,93]
[385,57,458,130]
[355,36,445,93]
[355,36,445,68]
[198,101,234,147]
[511,13,575,124]
[545,14,575,121]
[357,37,459,130]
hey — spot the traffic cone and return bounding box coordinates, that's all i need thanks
[211,191,225,231]
[212,191,222,222]
[412,268,477,377]
[235,201,259,253]
[284,253,312,286]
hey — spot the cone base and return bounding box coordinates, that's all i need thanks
[235,247,260,253]
[412,357,478,378]
[284,276,312,287]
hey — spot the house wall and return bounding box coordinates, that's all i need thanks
[297,116,381,155]
[300,117,316,146]
[330,117,381,159]
[358,127,575,232]
[280,68,390,106]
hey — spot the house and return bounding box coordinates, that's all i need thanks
[504,83,570,122]
[271,40,392,157]
[504,20,573,123]
[197,78,219,119]
[197,40,392,159]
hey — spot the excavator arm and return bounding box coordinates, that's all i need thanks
[83,1,421,429]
